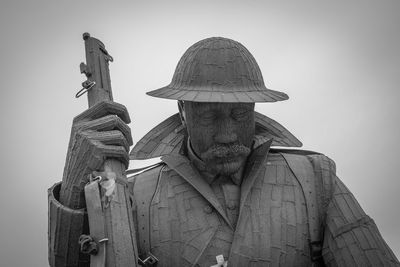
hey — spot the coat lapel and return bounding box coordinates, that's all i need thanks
[161,154,233,229]
[239,139,272,216]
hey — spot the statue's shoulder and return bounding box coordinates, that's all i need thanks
[270,148,337,258]
[270,148,336,171]
[271,148,337,210]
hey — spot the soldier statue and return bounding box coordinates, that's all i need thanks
[48,37,400,266]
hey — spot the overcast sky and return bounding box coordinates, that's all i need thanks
[0,0,399,266]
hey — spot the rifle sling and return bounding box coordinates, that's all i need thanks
[84,180,107,267]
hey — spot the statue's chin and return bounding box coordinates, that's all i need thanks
[208,156,244,176]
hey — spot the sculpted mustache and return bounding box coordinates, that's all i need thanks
[200,143,251,160]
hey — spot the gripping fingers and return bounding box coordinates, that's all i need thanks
[94,141,130,169]
[78,115,133,146]
[73,101,131,124]
[81,130,130,152]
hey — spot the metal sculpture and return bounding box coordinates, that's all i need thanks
[48,36,400,267]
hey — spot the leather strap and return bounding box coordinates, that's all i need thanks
[130,164,164,258]
[84,180,107,267]
[281,153,324,266]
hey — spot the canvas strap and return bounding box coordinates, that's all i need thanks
[129,164,164,258]
[84,178,107,267]
[281,153,325,266]
[84,172,135,266]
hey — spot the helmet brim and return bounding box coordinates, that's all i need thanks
[146,85,289,103]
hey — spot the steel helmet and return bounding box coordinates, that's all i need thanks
[147,37,288,102]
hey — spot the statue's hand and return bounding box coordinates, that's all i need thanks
[59,101,132,209]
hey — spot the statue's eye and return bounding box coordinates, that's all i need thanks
[231,108,250,121]
[199,112,217,124]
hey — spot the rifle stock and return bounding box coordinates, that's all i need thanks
[79,32,138,267]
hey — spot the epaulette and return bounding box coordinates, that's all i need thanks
[126,162,164,181]
[270,147,321,156]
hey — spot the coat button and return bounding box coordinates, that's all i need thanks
[227,203,237,210]
[203,205,213,214]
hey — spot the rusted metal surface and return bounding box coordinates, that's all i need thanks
[147,37,288,102]
[130,147,400,266]
[49,35,399,267]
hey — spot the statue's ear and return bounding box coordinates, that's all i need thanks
[177,100,187,128]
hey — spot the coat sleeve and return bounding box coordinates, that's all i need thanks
[48,182,90,267]
[315,156,400,266]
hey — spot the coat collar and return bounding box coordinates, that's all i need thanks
[130,112,301,160]
[239,139,272,215]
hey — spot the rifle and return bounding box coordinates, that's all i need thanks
[77,32,139,267]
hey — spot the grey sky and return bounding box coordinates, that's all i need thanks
[0,0,399,266]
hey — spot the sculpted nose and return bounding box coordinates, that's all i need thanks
[214,132,237,143]
[214,119,237,144]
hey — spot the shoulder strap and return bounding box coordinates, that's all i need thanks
[129,164,164,258]
[280,153,325,266]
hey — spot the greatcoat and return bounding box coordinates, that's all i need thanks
[48,113,400,267]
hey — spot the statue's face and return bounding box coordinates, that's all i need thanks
[183,102,255,176]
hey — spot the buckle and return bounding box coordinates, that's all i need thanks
[310,241,323,262]
[138,252,158,267]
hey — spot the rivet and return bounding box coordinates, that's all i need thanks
[227,204,237,210]
[203,205,213,214]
